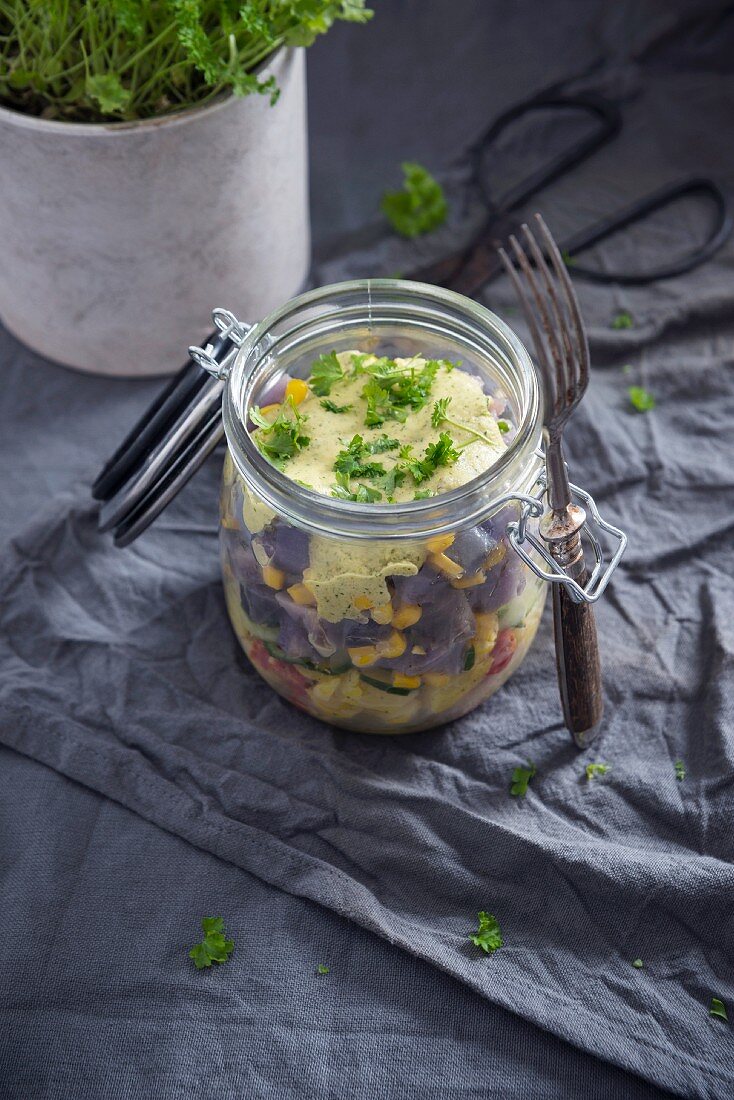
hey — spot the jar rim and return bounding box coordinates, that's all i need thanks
[223,279,543,540]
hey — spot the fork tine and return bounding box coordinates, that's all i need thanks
[519,223,577,407]
[532,213,590,394]
[508,232,566,415]
[497,246,552,402]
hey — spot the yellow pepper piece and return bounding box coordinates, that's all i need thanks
[474,611,500,641]
[371,602,394,625]
[287,582,316,606]
[353,594,373,611]
[285,378,309,405]
[430,552,464,579]
[426,532,455,554]
[262,564,286,590]
[451,571,485,589]
[393,673,422,690]
[376,630,407,659]
[348,645,379,668]
[484,543,507,570]
[391,604,422,629]
[411,645,426,656]
[258,403,281,420]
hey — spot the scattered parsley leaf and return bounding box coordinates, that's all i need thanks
[632,958,644,969]
[561,249,577,267]
[381,162,448,239]
[317,964,330,975]
[431,396,498,448]
[628,385,655,413]
[622,364,634,375]
[710,998,728,1022]
[585,763,610,781]
[470,911,503,955]
[321,398,353,413]
[611,311,633,330]
[510,761,535,797]
[188,916,234,970]
[414,489,433,500]
[309,351,344,396]
[674,760,686,782]
[251,396,310,466]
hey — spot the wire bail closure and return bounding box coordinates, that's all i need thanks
[502,467,627,604]
[188,308,251,380]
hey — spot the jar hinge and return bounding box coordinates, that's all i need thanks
[188,308,251,380]
[501,467,627,604]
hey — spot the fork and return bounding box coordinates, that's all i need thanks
[499,213,602,747]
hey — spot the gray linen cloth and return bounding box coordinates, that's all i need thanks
[2,33,734,1100]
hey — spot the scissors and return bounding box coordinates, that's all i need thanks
[407,86,732,295]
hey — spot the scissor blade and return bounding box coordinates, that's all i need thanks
[406,212,525,297]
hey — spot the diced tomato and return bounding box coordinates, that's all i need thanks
[488,629,517,676]
[248,639,309,701]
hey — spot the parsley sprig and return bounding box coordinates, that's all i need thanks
[309,351,345,396]
[250,396,310,467]
[510,761,535,797]
[585,762,610,781]
[188,916,234,970]
[381,162,448,239]
[321,399,353,413]
[470,911,503,955]
[628,385,655,413]
[404,432,460,484]
[432,396,498,449]
[355,356,445,427]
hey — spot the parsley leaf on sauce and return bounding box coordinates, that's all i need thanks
[309,351,345,396]
[250,397,310,467]
[320,399,353,413]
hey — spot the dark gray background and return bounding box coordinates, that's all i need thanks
[2,2,733,1098]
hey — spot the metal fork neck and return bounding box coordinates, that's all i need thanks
[545,433,573,514]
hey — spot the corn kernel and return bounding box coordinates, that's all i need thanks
[287,582,316,606]
[391,604,422,629]
[451,571,485,589]
[353,594,373,611]
[348,645,379,668]
[262,564,286,590]
[285,378,309,405]
[411,645,426,656]
[426,532,455,554]
[311,678,340,704]
[430,552,464,579]
[393,672,422,690]
[258,403,281,420]
[376,630,407,659]
[424,672,450,687]
[484,544,507,570]
[371,602,394,625]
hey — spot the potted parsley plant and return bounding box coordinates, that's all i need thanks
[0,2,372,375]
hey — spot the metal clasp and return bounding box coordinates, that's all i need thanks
[503,469,627,604]
[188,308,251,380]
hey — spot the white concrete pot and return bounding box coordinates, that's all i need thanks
[0,48,309,376]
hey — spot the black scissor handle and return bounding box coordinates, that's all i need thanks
[470,92,622,213]
[561,177,733,285]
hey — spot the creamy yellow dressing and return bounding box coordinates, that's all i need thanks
[276,352,505,503]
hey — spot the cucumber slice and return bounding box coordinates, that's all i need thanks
[359,673,415,696]
[264,640,348,676]
[463,645,476,671]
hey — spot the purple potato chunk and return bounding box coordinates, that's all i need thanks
[450,525,498,575]
[255,520,310,578]
[468,551,526,613]
[386,564,475,674]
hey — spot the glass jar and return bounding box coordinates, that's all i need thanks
[219,279,545,734]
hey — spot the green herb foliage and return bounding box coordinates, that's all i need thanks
[316,964,330,975]
[251,395,310,467]
[431,396,498,449]
[585,762,610,781]
[381,162,448,238]
[611,311,633,330]
[710,998,728,1022]
[632,958,644,969]
[674,760,686,782]
[189,916,234,969]
[510,761,535,797]
[404,432,459,484]
[309,351,345,396]
[470,911,503,955]
[333,435,387,481]
[0,1,373,122]
[320,399,353,414]
[497,419,511,433]
[628,386,655,413]
[356,356,444,427]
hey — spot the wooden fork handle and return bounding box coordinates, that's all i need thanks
[551,560,603,748]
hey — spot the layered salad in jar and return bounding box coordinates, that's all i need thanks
[220,347,546,734]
